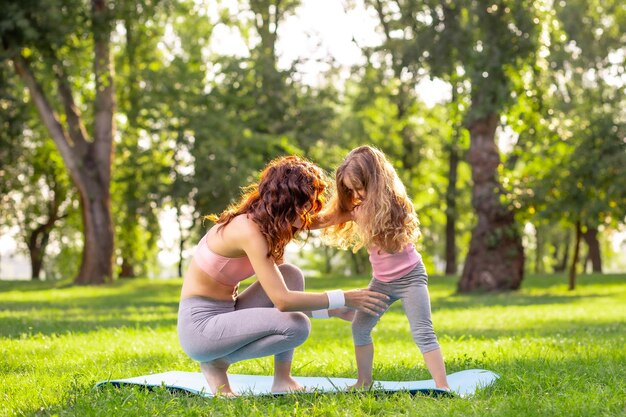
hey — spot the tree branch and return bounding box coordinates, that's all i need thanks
[51,59,90,157]
[92,0,115,186]
[12,55,82,180]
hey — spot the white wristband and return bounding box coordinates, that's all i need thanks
[326,290,345,309]
[311,309,330,319]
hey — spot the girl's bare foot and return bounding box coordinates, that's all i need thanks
[200,360,238,396]
[271,375,305,393]
[348,379,373,390]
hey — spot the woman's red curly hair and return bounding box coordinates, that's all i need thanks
[206,156,328,261]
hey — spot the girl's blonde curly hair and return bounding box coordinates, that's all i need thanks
[322,146,420,253]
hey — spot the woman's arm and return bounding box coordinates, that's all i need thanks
[239,220,387,314]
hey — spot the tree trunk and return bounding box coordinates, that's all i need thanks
[26,180,65,280]
[176,206,185,278]
[445,140,460,275]
[75,177,114,284]
[119,257,135,278]
[582,226,602,273]
[458,113,524,292]
[116,13,142,279]
[323,246,332,274]
[29,242,44,280]
[12,0,115,285]
[553,230,570,272]
[535,225,542,274]
[27,216,56,280]
[251,0,283,134]
[350,251,367,275]
[569,221,582,290]
[178,235,185,278]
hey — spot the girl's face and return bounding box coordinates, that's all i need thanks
[342,175,367,207]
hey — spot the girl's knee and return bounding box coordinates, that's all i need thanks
[413,329,438,352]
[278,263,305,291]
[351,320,373,345]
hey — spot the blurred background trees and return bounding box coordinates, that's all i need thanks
[1,0,624,289]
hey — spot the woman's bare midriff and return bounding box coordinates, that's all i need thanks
[180,260,238,301]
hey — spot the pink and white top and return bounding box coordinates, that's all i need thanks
[368,243,422,282]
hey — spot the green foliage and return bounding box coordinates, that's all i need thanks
[388,0,542,122]
[2,0,626,280]
[0,90,77,278]
[1,274,624,416]
[508,0,626,235]
[189,0,338,219]
[111,0,178,277]
[0,62,29,218]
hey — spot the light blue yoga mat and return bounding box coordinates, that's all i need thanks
[97,369,498,398]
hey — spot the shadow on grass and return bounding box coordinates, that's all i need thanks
[311,273,625,311]
[0,279,75,292]
[0,315,178,339]
[2,274,624,339]
[0,282,181,338]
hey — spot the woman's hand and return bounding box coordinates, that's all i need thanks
[343,289,389,316]
[329,307,356,322]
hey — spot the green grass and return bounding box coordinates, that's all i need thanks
[1,273,625,416]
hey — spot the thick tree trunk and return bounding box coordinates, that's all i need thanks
[569,221,582,290]
[12,0,115,285]
[458,113,524,292]
[74,173,114,284]
[582,226,602,273]
[445,141,460,275]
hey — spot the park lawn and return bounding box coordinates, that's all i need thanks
[1,273,625,417]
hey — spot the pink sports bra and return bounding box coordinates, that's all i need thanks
[193,233,255,286]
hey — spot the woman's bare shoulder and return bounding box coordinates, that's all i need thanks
[226,215,265,242]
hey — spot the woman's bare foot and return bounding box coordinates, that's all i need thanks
[348,379,373,390]
[272,375,305,393]
[200,360,238,397]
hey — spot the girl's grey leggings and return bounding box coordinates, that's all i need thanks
[352,262,440,353]
[177,263,311,365]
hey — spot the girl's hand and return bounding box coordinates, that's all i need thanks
[329,307,355,322]
[343,289,389,316]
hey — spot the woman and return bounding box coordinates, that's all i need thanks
[177,156,389,396]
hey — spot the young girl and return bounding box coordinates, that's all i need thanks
[177,156,389,396]
[322,146,450,390]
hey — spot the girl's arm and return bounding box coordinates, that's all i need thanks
[310,208,353,230]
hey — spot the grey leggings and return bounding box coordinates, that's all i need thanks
[177,263,311,365]
[352,262,440,353]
